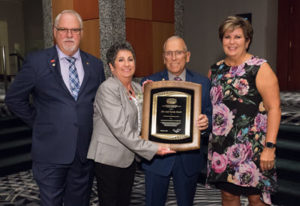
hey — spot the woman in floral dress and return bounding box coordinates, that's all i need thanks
[206,16,281,205]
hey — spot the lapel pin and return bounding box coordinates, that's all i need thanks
[50,59,56,67]
[86,62,89,65]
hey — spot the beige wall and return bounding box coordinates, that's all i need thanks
[183,0,278,76]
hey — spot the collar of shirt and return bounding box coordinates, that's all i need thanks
[55,45,84,91]
[56,45,81,62]
[168,69,186,81]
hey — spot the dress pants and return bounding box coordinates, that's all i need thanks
[94,161,136,206]
[32,153,94,206]
[145,155,199,206]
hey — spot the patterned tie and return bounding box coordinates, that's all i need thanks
[174,76,182,81]
[66,57,80,100]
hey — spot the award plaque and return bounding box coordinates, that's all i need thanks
[141,80,202,151]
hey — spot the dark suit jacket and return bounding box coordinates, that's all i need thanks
[5,46,105,164]
[141,68,212,176]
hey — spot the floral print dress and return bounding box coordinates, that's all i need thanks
[206,56,277,205]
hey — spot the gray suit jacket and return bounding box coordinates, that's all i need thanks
[87,76,158,168]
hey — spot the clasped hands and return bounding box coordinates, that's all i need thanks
[156,145,176,155]
[156,114,209,156]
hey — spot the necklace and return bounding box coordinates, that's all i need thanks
[128,88,135,97]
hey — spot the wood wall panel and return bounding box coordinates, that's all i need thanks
[52,0,73,20]
[126,0,152,20]
[276,0,289,90]
[126,19,153,77]
[125,0,174,76]
[52,0,100,58]
[80,19,100,58]
[152,22,174,73]
[290,0,300,90]
[74,0,99,20]
[277,0,300,90]
[152,0,174,22]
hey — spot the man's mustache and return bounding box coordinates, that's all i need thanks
[63,38,75,43]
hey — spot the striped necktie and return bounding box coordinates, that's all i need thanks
[66,57,80,100]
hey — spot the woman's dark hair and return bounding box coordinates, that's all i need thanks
[219,16,253,51]
[106,41,136,66]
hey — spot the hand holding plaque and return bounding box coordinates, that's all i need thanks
[141,80,202,151]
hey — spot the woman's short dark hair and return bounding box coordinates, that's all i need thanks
[106,41,136,66]
[219,16,253,50]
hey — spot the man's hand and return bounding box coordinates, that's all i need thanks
[196,114,209,131]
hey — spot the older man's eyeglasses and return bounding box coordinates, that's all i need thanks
[164,50,186,58]
[55,27,82,34]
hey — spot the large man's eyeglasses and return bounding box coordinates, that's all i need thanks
[164,50,186,58]
[55,27,82,34]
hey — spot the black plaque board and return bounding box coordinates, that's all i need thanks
[141,81,202,151]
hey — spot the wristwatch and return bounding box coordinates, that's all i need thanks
[265,142,276,148]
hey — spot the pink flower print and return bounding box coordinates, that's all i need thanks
[237,130,244,141]
[232,78,249,95]
[227,142,253,166]
[237,127,249,142]
[211,85,223,105]
[224,90,231,96]
[253,113,267,132]
[233,161,260,187]
[211,152,228,173]
[213,103,234,136]
[262,192,272,206]
[261,175,275,191]
[207,148,212,161]
[227,79,233,84]
[246,56,266,66]
[224,73,231,78]
[259,134,266,146]
[229,65,246,77]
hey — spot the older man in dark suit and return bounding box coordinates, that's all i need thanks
[5,10,105,206]
[141,36,212,206]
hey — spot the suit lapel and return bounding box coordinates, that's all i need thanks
[162,69,169,80]
[47,47,71,96]
[78,51,91,99]
[185,69,193,82]
[47,47,60,79]
[113,76,138,114]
